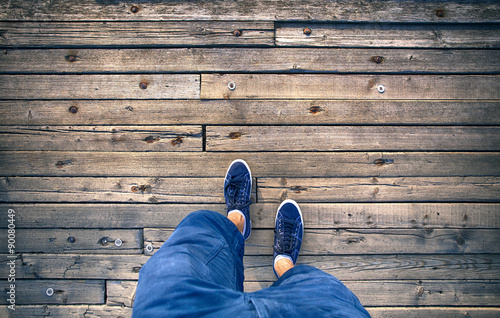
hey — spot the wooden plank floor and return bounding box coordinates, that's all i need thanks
[1,1,500,317]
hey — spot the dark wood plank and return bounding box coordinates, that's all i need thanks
[1,0,499,23]
[2,48,499,74]
[0,75,200,100]
[200,74,500,100]
[2,100,500,126]
[0,280,104,305]
[9,253,499,281]
[0,126,202,151]
[0,177,236,203]
[0,305,133,318]
[3,203,499,229]
[2,151,499,177]
[145,228,500,255]
[0,229,143,254]
[259,177,500,203]
[276,23,500,48]
[207,126,500,151]
[0,22,274,48]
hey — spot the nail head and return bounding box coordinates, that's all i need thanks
[68,106,78,114]
[145,244,154,253]
[233,29,242,37]
[139,82,148,90]
[228,82,236,90]
[114,238,123,247]
[45,288,54,297]
[303,28,312,35]
[67,236,76,244]
[377,84,385,93]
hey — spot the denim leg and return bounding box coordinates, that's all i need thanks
[132,210,258,318]
[248,265,371,318]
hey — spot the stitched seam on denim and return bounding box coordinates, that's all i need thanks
[204,240,225,266]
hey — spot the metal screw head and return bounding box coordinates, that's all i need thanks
[66,55,77,63]
[227,82,236,90]
[377,84,385,93]
[67,236,76,244]
[371,56,384,64]
[145,244,154,253]
[45,288,54,297]
[435,9,445,18]
[68,106,78,114]
[233,29,242,37]
[139,82,148,90]
[303,28,312,35]
[130,5,140,13]
[114,238,123,247]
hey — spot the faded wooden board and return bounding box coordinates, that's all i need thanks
[2,48,500,74]
[144,228,500,255]
[0,305,133,318]
[1,0,499,23]
[0,280,104,305]
[2,100,500,126]
[3,203,499,229]
[8,253,500,281]
[104,280,500,306]
[207,126,500,152]
[0,75,200,100]
[2,151,499,178]
[276,23,500,48]
[200,74,500,100]
[259,177,500,203]
[0,177,240,203]
[0,22,274,47]
[368,307,500,318]
[0,229,142,254]
[107,281,137,307]
[0,126,202,152]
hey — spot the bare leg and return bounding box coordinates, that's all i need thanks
[274,258,294,278]
[228,212,245,234]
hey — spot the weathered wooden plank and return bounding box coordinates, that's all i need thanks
[276,23,500,48]
[259,177,500,203]
[2,152,499,178]
[1,0,499,23]
[0,280,104,305]
[145,228,500,255]
[106,281,137,307]
[368,307,500,318]
[200,74,500,100]
[0,22,274,48]
[2,100,500,126]
[103,280,500,307]
[3,203,499,229]
[0,126,202,152]
[0,75,200,100]
[0,177,237,203]
[0,229,142,254]
[207,126,500,152]
[11,253,499,281]
[0,305,133,318]
[2,48,500,74]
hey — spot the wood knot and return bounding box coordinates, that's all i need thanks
[309,106,324,114]
[131,185,150,193]
[374,158,394,166]
[229,132,241,139]
[171,136,183,146]
[290,186,307,193]
[65,55,77,63]
[144,136,160,143]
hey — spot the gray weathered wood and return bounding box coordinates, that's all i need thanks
[0,229,143,254]
[2,48,499,74]
[106,281,137,307]
[3,203,499,229]
[7,253,499,281]
[0,280,104,305]
[1,99,500,126]
[145,228,500,255]
[200,74,500,100]
[207,126,500,151]
[0,75,200,100]
[259,177,500,203]
[0,126,202,151]
[0,177,239,203]
[0,305,133,318]
[368,307,500,318]
[1,0,499,23]
[276,23,500,48]
[2,151,499,177]
[0,22,274,47]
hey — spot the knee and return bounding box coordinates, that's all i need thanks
[184,210,222,222]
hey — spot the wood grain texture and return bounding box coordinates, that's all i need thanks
[0,177,242,203]
[368,307,500,318]
[276,23,500,48]
[2,100,499,126]
[0,126,202,151]
[0,280,104,305]
[0,229,143,254]
[1,0,499,23]
[2,151,499,177]
[207,126,500,151]
[3,203,499,229]
[106,281,137,307]
[0,22,274,47]
[259,177,500,203]
[0,305,133,318]
[145,228,500,255]
[0,75,200,100]
[200,74,500,100]
[2,48,499,74]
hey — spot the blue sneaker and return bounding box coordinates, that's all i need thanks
[273,199,304,277]
[224,159,252,240]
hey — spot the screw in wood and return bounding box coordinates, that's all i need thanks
[435,9,445,18]
[67,236,76,243]
[303,28,312,36]
[145,244,154,253]
[68,106,78,114]
[130,5,140,14]
[114,238,123,247]
[45,288,54,297]
[233,29,242,37]
[371,56,385,64]
[66,55,77,63]
[139,82,148,90]
[377,84,385,93]
[228,82,236,90]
